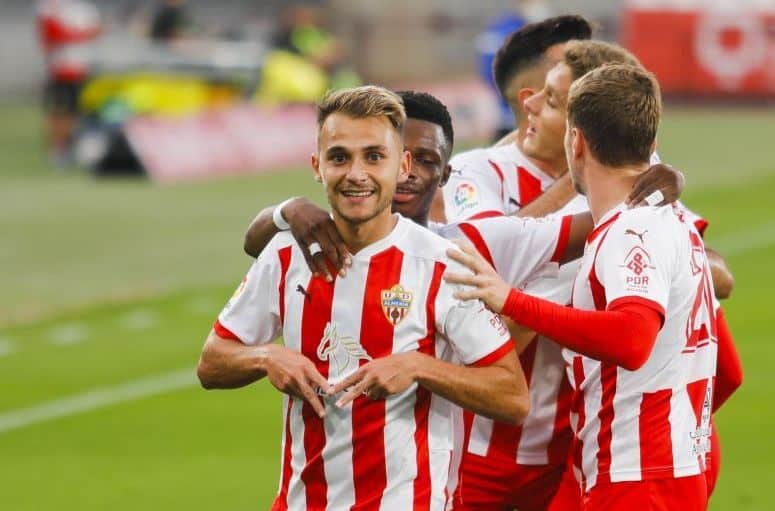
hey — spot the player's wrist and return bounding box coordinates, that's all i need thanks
[273,198,298,231]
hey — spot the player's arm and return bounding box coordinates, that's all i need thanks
[243,197,351,281]
[712,308,743,412]
[516,163,685,218]
[444,241,663,371]
[197,332,328,418]
[331,345,528,425]
[706,247,734,299]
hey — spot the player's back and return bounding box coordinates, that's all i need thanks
[443,143,555,222]
[568,204,717,491]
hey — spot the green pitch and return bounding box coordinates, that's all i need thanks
[0,103,773,510]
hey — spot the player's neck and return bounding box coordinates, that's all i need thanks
[585,162,648,224]
[333,210,399,254]
[515,137,567,180]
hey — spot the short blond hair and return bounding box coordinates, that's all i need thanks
[563,40,642,81]
[317,85,406,134]
[568,64,662,167]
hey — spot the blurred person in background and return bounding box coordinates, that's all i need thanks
[37,0,101,167]
[477,0,552,142]
[149,0,191,44]
[257,5,360,105]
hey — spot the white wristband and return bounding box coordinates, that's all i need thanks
[272,198,295,231]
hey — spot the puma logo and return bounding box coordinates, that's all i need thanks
[296,284,311,303]
[625,229,647,244]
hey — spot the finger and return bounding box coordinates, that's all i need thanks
[314,227,343,273]
[446,246,478,269]
[297,236,320,276]
[305,365,330,394]
[453,288,484,302]
[444,271,479,287]
[329,369,364,395]
[323,223,352,275]
[336,378,369,408]
[311,251,333,282]
[296,379,326,418]
[627,174,656,206]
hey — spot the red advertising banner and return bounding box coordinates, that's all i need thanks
[622,5,775,96]
[124,80,498,183]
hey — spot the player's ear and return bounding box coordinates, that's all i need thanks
[311,153,323,183]
[398,149,411,183]
[517,87,535,108]
[439,164,452,187]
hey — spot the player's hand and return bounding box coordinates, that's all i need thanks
[285,198,352,281]
[329,352,419,408]
[262,344,329,418]
[626,163,685,207]
[444,240,511,313]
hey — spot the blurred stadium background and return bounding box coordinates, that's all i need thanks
[1,0,773,509]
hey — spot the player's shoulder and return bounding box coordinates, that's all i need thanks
[401,218,458,258]
[608,204,686,243]
[449,147,492,172]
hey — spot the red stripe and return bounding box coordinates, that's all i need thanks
[550,215,573,263]
[639,389,674,479]
[470,339,513,367]
[517,166,543,206]
[547,367,574,466]
[299,273,336,509]
[694,218,709,238]
[595,362,618,485]
[352,247,404,509]
[486,336,538,459]
[273,399,295,510]
[587,212,621,243]
[213,319,241,342]
[458,223,495,269]
[588,226,615,312]
[467,210,504,220]
[278,246,292,323]
[412,261,444,510]
[571,356,587,491]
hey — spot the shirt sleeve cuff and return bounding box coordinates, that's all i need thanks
[469,338,514,367]
[213,319,244,343]
[607,296,666,326]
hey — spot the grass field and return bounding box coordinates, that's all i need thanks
[1,103,773,510]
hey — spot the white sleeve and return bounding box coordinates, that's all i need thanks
[595,212,675,317]
[443,214,572,287]
[217,237,284,345]
[442,151,506,222]
[435,259,512,366]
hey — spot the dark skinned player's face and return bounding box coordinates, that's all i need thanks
[392,118,450,223]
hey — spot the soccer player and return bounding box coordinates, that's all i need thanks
[197,86,530,510]
[446,64,718,510]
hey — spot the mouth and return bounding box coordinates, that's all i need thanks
[339,189,375,203]
[393,187,420,203]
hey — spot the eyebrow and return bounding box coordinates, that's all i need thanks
[325,144,389,155]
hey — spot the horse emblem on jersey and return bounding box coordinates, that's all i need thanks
[381,284,413,326]
[317,322,372,377]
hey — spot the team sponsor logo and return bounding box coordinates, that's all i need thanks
[453,183,479,212]
[317,322,372,377]
[620,245,655,292]
[381,284,413,326]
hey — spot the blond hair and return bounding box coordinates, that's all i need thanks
[563,40,642,81]
[317,85,406,133]
[568,64,662,167]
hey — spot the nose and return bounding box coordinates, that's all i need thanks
[524,92,540,116]
[345,160,369,184]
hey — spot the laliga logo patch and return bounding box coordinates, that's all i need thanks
[453,183,478,209]
[381,284,413,326]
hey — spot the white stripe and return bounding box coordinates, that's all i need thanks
[0,368,196,434]
[713,221,775,256]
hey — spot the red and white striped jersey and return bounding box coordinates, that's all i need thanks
[442,143,556,222]
[453,195,587,474]
[566,203,718,492]
[216,215,512,511]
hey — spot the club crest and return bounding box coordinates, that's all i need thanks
[381,284,413,326]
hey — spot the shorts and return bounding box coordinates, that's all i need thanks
[43,79,82,114]
[547,464,581,511]
[580,474,707,511]
[451,452,565,511]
